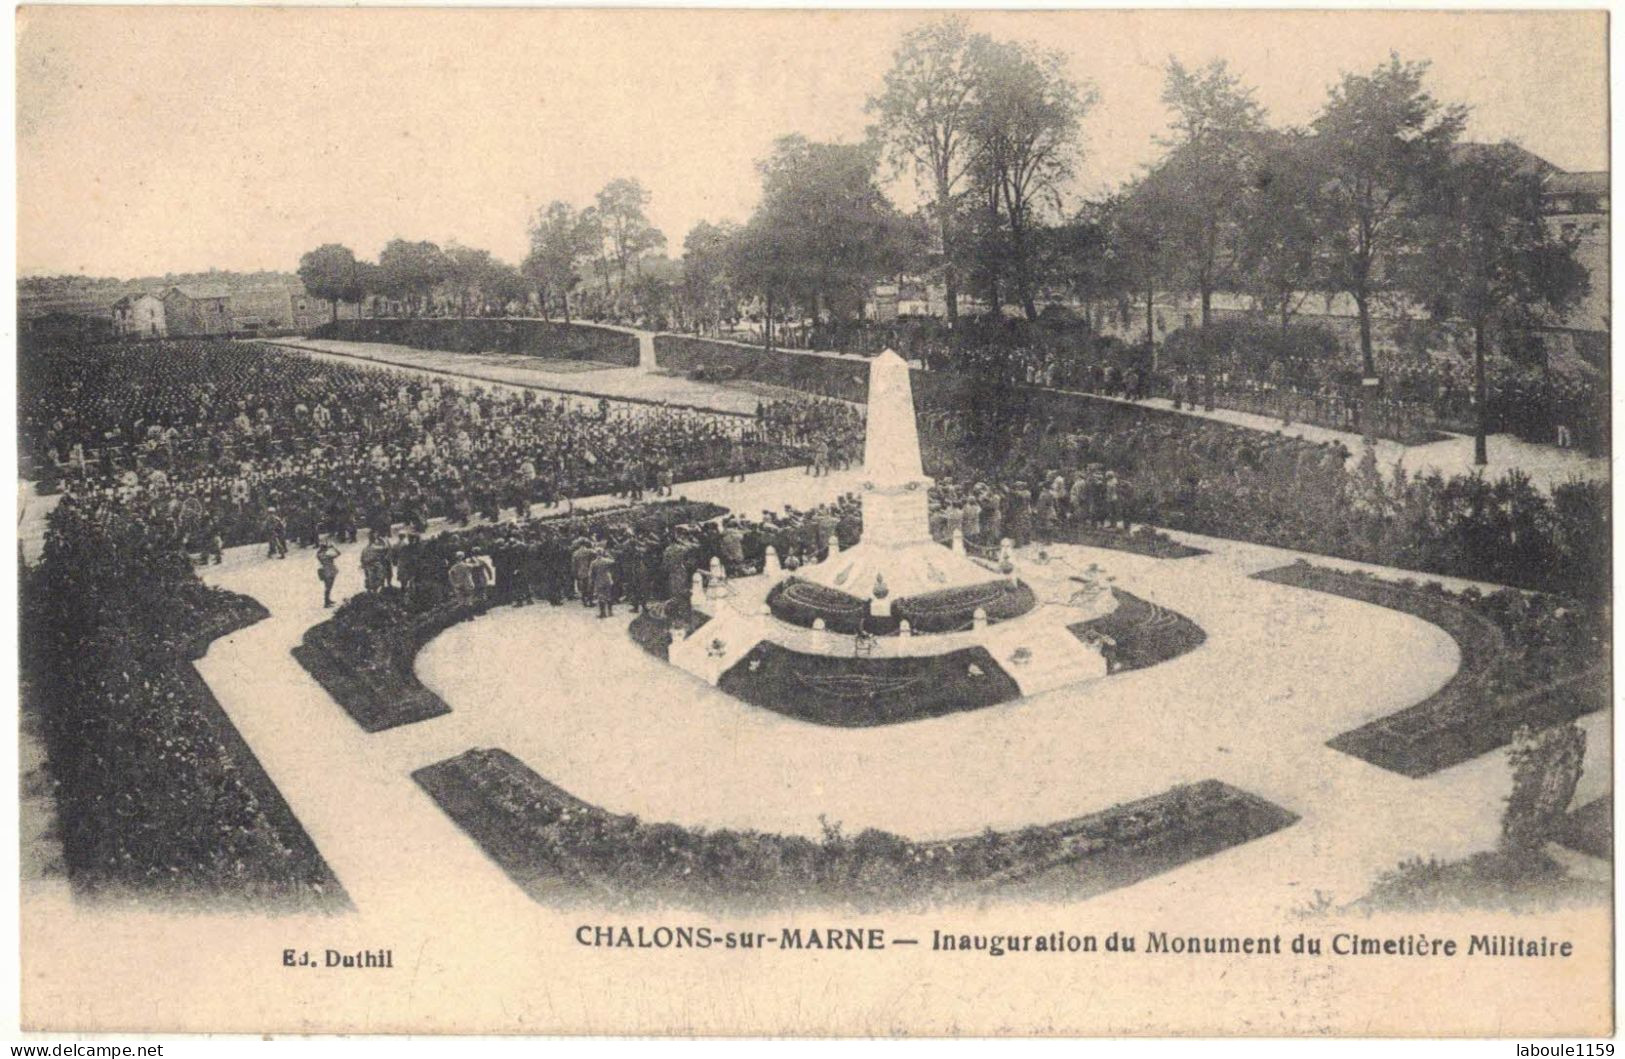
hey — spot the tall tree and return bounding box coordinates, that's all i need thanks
[594,178,666,297]
[1109,180,1178,364]
[1310,54,1467,376]
[1151,58,1266,329]
[482,261,529,316]
[378,239,451,316]
[744,134,916,324]
[680,220,740,334]
[1046,201,1116,330]
[1410,144,1588,464]
[296,243,362,324]
[353,260,384,318]
[965,37,1094,321]
[442,242,499,318]
[523,201,597,322]
[867,16,987,325]
[728,216,793,349]
[1237,129,1323,335]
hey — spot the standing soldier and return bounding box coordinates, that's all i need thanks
[360,531,389,593]
[264,506,288,559]
[663,533,692,627]
[571,537,597,605]
[590,548,617,619]
[616,534,648,614]
[315,538,341,608]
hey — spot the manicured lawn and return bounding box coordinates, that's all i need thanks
[414,747,1298,910]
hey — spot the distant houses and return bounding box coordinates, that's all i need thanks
[111,293,166,338]
[28,278,346,341]
[160,286,233,336]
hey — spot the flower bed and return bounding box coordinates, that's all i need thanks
[294,499,728,731]
[894,579,1036,633]
[22,539,344,909]
[414,747,1298,910]
[1253,563,1610,777]
[716,642,1021,726]
[1556,795,1612,862]
[627,609,712,661]
[766,575,1037,635]
[1359,849,1608,913]
[1053,524,1207,559]
[1067,589,1207,672]
[765,577,871,634]
[293,592,479,732]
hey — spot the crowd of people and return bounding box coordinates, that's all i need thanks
[332,492,866,623]
[23,339,864,554]
[19,320,1609,907]
[929,339,1608,453]
[1146,361,1609,453]
[920,399,1608,602]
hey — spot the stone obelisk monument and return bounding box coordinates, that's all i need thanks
[798,349,997,600]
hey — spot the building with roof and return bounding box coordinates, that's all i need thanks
[1542,170,1609,347]
[110,292,166,338]
[160,285,233,336]
[230,285,297,333]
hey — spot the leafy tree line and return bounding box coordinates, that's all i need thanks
[298,21,1589,462]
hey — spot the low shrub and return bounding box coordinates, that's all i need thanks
[415,748,1298,911]
[23,513,345,909]
[314,318,639,366]
[717,642,1021,726]
[1254,563,1609,776]
[1068,589,1207,672]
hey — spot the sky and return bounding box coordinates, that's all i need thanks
[16,7,1610,279]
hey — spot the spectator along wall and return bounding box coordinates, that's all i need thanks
[651,332,1175,434]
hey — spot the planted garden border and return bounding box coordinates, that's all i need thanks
[1050,524,1207,559]
[1068,589,1207,672]
[414,747,1298,910]
[1252,563,1609,777]
[717,641,1022,727]
[293,595,484,732]
[766,575,1037,634]
[292,499,727,732]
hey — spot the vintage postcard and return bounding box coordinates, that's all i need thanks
[13,6,1612,1038]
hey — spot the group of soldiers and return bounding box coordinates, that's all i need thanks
[315,493,869,622]
[37,339,870,561]
[928,468,1136,549]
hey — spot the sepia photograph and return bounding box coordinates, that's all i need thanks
[11,5,1614,1039]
